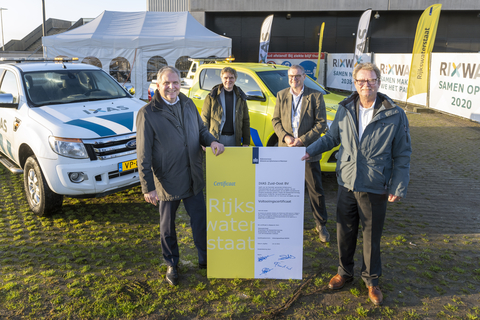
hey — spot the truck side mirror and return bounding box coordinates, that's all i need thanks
[0,93,18,108]
[245,91,266,102]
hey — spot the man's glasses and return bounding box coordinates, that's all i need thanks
[355,79,378,85]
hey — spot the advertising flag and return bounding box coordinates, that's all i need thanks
[259,15,274,63]
[354,9,372,68]
[407,4,442,102]
[352,9,372,90]
[314,22,325,80]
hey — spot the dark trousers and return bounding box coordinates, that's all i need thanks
[305,161,328,226]
[158,191,207,267]
[336,186,388,286]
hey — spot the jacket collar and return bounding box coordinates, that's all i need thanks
[151,90,188,111]
[340,91,396,114]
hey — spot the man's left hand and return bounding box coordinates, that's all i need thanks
[210,141,225,156]
[388,194,401,202]
[287,138,304,147]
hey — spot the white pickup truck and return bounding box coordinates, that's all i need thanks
[0,58,144,216]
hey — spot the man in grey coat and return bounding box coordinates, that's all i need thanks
[272,64,330,243]
[136,66,224,286]
[302,63,412,306]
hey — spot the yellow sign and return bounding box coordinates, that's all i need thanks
[407,4,442,101]
[206,147,305,279]
[206,148,256,278]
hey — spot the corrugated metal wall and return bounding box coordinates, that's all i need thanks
[147,0,189,12]
[145,1,480,62]
[205,11,480,62]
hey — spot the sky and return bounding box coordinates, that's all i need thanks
[1,0,147,45]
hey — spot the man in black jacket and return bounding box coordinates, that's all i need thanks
[136,66,224,286]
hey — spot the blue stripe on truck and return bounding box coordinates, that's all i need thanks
[250,128,263,147]
[65,119,117,137]
[97,112,134,131]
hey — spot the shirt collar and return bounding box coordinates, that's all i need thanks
[359,97,376,110]
[290,86,304,98]
[161,96,180,105]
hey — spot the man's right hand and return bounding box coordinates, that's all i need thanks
[210,141,225,156]
[301,152,311,161]
[144,190,159,206]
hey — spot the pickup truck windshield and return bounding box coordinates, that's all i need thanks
[23,70,129,106]
[256,70,329,97]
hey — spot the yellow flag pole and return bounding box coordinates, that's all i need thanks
[314,22,325,81]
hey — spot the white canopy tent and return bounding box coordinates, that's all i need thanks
[43,11,232,99]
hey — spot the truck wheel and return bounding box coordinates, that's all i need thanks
[23,156,63,216]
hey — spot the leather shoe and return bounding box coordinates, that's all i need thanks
[199,263,207,270]
[328,274,353,290]
[316,225,330,243]
[166,266,179,286]
[368,285,383,306]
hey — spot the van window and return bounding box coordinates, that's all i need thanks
[0,71,19,103]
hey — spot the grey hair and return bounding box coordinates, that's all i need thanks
[353,63,381,80]
[157,66,181,81]
[289,65,305,74]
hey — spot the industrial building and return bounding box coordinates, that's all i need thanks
[149,0,480,61]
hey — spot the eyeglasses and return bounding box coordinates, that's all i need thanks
[355,78,378,85]
[288,74,304,79]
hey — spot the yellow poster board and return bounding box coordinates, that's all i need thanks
[206,147,256,278]
[206,147,305,279]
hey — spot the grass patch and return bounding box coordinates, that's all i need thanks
[1,123,480,320]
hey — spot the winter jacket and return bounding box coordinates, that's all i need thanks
[136,90,217,201]
[201,84,250,146]
[306,91,412,197]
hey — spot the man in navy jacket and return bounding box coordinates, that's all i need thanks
[302,63,412,306]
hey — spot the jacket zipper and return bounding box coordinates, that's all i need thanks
[345,109,359,146]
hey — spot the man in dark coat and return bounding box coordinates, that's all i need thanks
[136,66,224,286]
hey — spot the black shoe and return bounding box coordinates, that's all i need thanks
[199,263,207,270]
[166,266,178,286]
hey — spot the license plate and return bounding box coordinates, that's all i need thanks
[118,159,137,172]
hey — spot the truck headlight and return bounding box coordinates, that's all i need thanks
[49,136,89,159]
